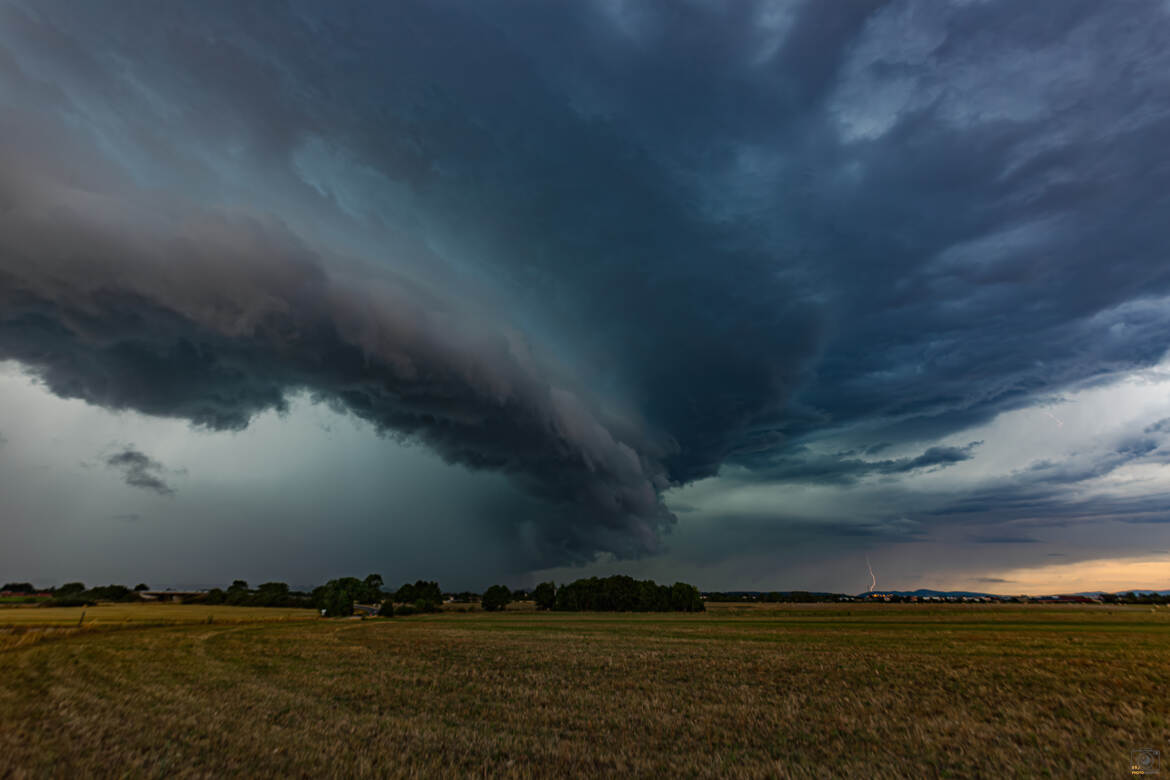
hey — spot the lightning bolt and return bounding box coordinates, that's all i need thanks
[866,555,876,593]
[1043,409,1064,428]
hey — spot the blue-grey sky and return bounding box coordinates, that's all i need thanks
[3,0,1170,593]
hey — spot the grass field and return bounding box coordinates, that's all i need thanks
[0,602,317,627]
[2,603,1168,777]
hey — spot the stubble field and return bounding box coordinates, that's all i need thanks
[2,602,1168,777]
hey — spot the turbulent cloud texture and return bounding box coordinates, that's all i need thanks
[727,442,983,485]
[2,0,1170,571]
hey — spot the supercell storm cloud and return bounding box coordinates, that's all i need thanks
[2,1,1170,585]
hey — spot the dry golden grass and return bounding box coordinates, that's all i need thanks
[0,604,318,652]
[2,604,1168,778]
[0,603,318,626]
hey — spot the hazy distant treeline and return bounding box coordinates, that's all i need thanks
[704,590,841,603]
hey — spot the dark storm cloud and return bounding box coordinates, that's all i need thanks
[0,183,674,558]
[1145,419,1170,435]
[2,0,1170,564]
[104,448,176,496]
[0,3,678,561]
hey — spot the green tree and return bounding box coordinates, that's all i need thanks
[532,581,556,610]
[326,584,352,617]
[314,578,358,617]
[481,585,512,612]
[669,582,705,612]
[133,583,149,592]
[394,582,417,603]
[255,582,291,607]
[326,587,352,617]
[56,582,85,595]
[361,574,384,603]
[87,584,133,602]
[395,580,441,604]
[553,576,704,612]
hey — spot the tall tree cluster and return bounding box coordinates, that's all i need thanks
[531,576,704,612]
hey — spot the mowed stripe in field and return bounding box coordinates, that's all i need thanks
[2,607,1168,777]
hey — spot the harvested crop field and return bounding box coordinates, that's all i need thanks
[2,603,1167,777]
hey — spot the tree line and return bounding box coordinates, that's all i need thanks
[12,578,1170,610]
[3,575,707,614]
[182,574,705,615]
[1100,592,1170,604]
[537,576,704,612]
[2,581,152,607]
[203,580,314,607]
[311,577,444,617]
